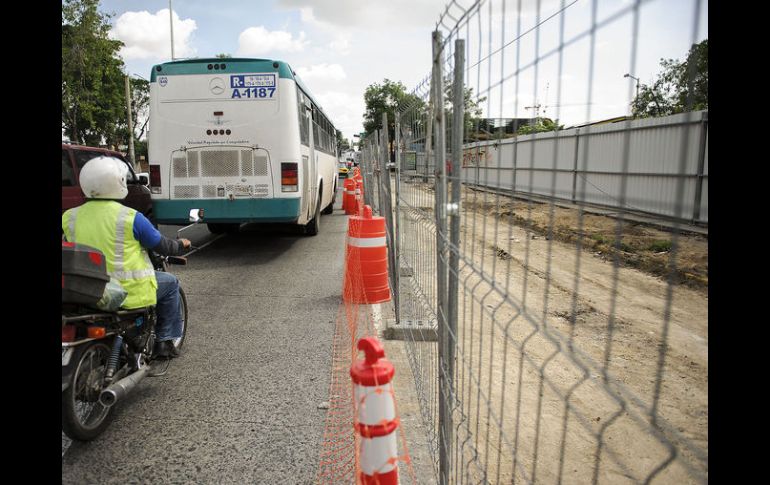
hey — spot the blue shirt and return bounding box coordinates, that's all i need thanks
[132,211,161,249]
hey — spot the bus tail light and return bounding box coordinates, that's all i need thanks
[281,162,298,192]
[149,164,162,194]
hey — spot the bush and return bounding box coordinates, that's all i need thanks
[648,240,672,252]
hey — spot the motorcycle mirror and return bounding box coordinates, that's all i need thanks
[136,172,150,187]
[188,208,204,223]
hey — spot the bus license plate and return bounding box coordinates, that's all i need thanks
[232,184,252,196]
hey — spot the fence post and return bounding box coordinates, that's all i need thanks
[372,130,381,212]
[425,89,433,184]
[512,131,519,198]
[572,128,580,203]
[377,113,390,216]
[380,112,397,313]
[447,38,464,435]
[692,111,708,223]
[432,29,450,485]
[394,111,402,326]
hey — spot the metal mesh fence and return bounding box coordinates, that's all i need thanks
[358,0,707,483]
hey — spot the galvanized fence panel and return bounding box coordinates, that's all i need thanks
[360,1,707,483]
[360,131,381,214]
[364,71,443,479]
[378,113,399,309]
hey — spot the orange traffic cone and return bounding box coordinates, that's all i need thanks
[351,337,399,485]
[343,178,357,215]
[343,205,391,304]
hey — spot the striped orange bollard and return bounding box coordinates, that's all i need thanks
[343,178,357,215]
[351,337,399,485]
[343,205,391,304]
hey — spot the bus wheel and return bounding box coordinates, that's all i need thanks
[304,195,321,236]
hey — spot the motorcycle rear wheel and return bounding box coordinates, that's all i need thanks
[62,340,114,441]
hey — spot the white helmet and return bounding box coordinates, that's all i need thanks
[79,156,129,200]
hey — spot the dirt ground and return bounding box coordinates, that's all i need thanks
[462,185,708,291]
[389,181,708,484]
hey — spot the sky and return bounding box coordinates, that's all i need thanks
[98,0,707,143]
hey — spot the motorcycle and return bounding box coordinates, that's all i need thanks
[61,209,203,441]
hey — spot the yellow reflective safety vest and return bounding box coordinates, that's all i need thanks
[62,200,157,309]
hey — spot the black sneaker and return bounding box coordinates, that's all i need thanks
[153,340,180,359]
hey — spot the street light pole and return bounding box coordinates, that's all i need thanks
[624,73,640,115]
[169,0,175,60]
[624,73,640,99]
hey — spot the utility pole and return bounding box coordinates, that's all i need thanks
[125,75,135,167]
[169,0,175,60]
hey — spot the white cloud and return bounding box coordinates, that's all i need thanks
[313,91,358,113]
[288,7,349,56]
[295,63,347,83]
[328,34,351,56]
[236,27,307,56]
[312,91,365,140]
[278,0,439,29]
[110,9,197,61]
[297,7,320,26]
[279,0,567,31]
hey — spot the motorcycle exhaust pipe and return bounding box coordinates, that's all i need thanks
[99,365,153,407]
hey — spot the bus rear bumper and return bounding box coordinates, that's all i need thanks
[152,198,301,224]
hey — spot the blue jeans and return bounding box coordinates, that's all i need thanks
[154,271,183,342]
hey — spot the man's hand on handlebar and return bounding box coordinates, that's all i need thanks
[179,238,192,250]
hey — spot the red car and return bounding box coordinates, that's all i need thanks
[61,143,154,223]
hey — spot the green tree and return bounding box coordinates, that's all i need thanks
[444,82,485,141]
[130,77,150,139]
[363,79,423,134]
[128,76,150,164]
[215,53,232,58]
[363,79,425,163]
[631,39,708,118]
[62,0,128,146]
[133,139,148,165]
[517,117,563,135]
[335,130,351,155]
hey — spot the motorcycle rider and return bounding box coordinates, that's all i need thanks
[62,156,191,359]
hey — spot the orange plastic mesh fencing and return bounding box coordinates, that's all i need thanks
[316,213,417,485]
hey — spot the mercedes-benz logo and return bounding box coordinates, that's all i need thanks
[209,77,225,95]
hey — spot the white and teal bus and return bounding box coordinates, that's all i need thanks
[147,57,338,235]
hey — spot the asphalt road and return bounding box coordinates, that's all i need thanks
[62,186,348,484]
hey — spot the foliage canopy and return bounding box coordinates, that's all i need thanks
[62,0,127,146]
[631,39,708,118]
